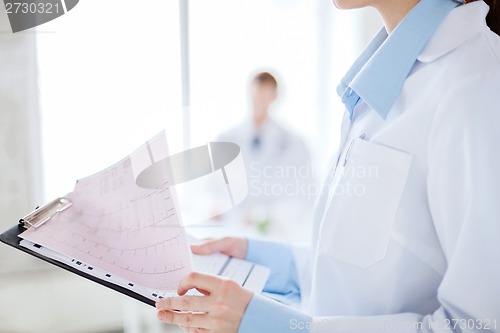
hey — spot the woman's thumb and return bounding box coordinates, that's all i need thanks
[191,239,225,255]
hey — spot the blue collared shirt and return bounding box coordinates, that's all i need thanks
[338,0,460,120]
[238,0,458,332]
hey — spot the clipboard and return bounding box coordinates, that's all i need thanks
[0,133,270,308]
[0,197,270,308]
[0,198,157,307]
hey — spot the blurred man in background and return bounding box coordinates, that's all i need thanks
[216,72,314,240]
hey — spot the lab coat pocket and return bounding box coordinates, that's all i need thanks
[319,138,413,268]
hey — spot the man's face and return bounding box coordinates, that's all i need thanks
[252,82,277,111]
[252,82,277,125]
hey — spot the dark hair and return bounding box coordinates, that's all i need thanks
[253,72,278,89]
[466,0,500,35]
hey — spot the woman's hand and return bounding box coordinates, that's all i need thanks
[190,237,248,259]
[156,272,254,333]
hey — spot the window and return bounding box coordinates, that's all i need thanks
[38,0,183,199]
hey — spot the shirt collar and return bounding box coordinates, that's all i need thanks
[337,0,459,120]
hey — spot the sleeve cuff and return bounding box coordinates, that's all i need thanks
[238,293,311,333]
[246,239,301,298]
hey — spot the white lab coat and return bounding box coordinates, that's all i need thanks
[218,118,310,185]
[215,118,314,240]
[294,2,500,332]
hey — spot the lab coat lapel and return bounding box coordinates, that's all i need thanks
[417,1,490,63]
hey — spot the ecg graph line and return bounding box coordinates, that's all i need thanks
[66,208,178,234]
[73,187,173,217]
[20,133,193,290]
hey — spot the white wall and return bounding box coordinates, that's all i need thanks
[0,6,44,274]
[0,9,126,333]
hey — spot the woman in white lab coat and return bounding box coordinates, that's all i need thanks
[156,0,500,332]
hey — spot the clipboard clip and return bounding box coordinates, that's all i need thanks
[19,197,73,229]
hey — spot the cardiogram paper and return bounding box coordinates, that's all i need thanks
[20,132,192,291]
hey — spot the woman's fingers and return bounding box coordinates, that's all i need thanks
[179,326,209,333]
[190,237,247,259]
[191,238,232,255]
[195,288,210,296]
[156,272,254,333]
[157,310,209,329]
[156,295,211,312]
[177,272,222,295]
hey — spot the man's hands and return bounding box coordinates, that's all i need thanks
[156,237,253,333]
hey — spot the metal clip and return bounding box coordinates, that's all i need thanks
[19,197,73,229]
